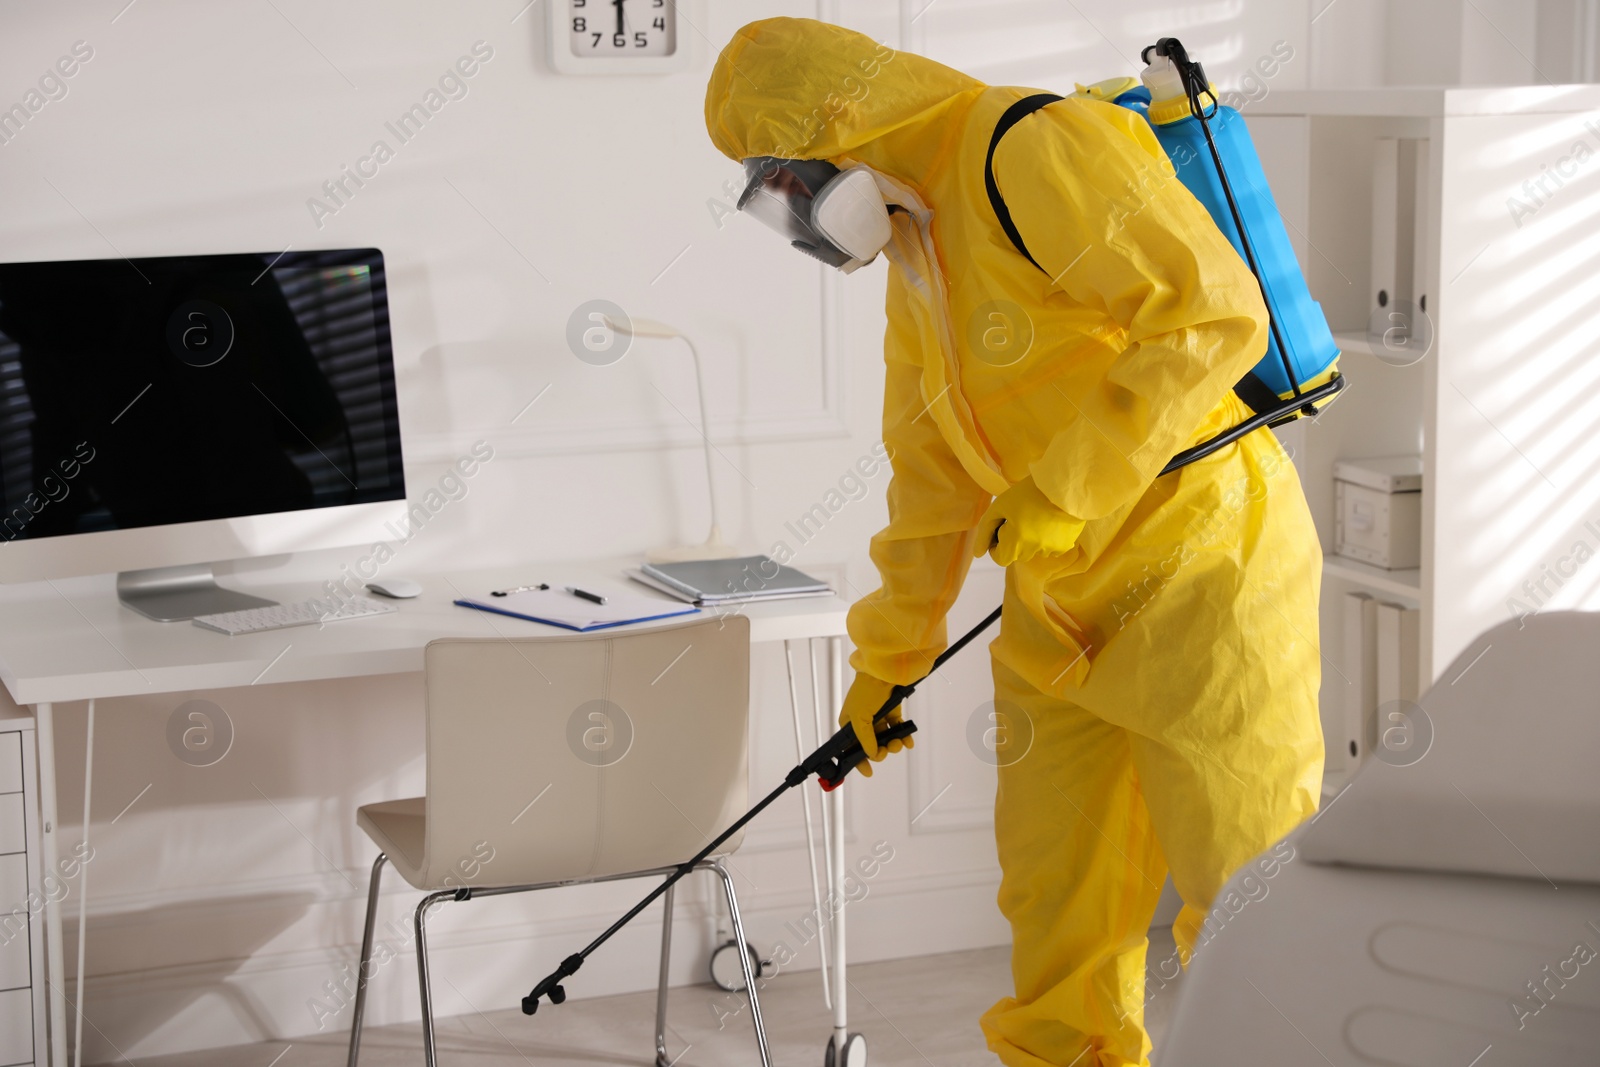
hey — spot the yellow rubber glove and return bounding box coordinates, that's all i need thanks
[974,477,1087,567]
[838,672,912,778]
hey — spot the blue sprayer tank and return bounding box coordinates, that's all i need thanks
[1076,75,1340,402]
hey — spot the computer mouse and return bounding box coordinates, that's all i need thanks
[367,577,423,599]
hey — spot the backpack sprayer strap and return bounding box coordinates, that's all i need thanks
[984,92,1065,274]
[1233,369,1290,419]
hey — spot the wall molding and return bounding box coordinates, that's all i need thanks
[906,713,997,834]
[405,269,849,465]
[404,407,850,465]
[905,567,1006,835]
[898,0,930,53]
[908,735,992,831]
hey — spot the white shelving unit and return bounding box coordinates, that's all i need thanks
[1251,85,1600,767]
[1322,557,1422,600]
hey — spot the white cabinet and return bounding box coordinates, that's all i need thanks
[0,712,45,1067]
[1252,87,1600,777]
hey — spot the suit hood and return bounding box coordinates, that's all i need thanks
[704,18,984,185]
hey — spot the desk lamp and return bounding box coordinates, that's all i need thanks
[604,315,739,562]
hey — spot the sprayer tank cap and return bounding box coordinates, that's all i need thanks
[1141,55,1188,102]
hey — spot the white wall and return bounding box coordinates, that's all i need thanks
[1310,0,1595,87]
[906,0,1314,97]
[2,0,1576,1060]
[1537,0,1600,80]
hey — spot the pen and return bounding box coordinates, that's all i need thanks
[491,583,549,597]
[566,585,607,605]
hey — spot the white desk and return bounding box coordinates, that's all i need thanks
[0,564,856,1067]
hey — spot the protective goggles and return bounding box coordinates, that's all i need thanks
[736,157,893,273]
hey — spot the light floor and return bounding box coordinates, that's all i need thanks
[109,934,1183,1067]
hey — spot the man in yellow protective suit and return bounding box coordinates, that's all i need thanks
[706,18,1324,1067]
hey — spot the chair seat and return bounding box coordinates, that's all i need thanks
[358,795,738,892]
[357,798,428,888]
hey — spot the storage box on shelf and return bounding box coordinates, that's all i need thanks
[1334,456,1423,571]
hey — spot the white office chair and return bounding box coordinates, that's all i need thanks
[345,614,770,1067]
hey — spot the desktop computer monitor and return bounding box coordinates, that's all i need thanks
[0,247,408,620]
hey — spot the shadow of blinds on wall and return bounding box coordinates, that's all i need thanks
[273,263,403,499]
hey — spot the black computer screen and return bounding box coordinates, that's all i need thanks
[0,248,405,541]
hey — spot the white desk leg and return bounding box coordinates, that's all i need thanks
[807,643,837,966]
[783,641,832,1011]
[812,643,838,902]
[73,700,93,1067]
[34,702,67,1067]
[827,636,848,1045]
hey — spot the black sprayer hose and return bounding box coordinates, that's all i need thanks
[1155,37,1304,405]
[1160,373,1345,475]
[1193,100,1302,402]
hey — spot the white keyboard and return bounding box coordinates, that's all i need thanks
[192,595,398,635]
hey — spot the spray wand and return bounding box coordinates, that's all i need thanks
[520,603,1003,1015]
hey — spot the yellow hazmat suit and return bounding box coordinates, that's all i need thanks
[706,19,1323,1067]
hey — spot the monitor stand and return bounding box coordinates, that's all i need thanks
[117,563,278,622]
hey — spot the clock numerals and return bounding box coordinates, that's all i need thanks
[551,0,683,70]
[571,0,674,57]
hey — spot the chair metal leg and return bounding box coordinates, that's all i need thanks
[414,888,456,1067]
[359,863,731,1067]
[709,860,773,1067]
[654,882,675,1067]
[346,853,387,1067]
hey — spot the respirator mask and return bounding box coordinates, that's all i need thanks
[736,156,893,273]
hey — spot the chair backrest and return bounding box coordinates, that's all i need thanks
[419,614,750,889]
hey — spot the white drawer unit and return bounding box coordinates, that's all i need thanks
[0,732,20,794]
[0,987,36,1066]
[0,793,26,855]
[0,710,44,1067]
[0,854,29,992]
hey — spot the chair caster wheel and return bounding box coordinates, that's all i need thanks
[709,938,768,992]
[825,1032,867,1067]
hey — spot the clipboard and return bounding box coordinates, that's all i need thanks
[454,585,698,632]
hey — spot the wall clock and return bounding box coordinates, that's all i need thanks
[548,0,690,75]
